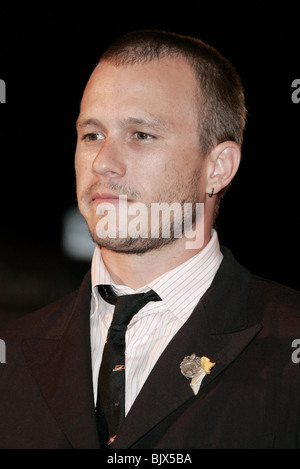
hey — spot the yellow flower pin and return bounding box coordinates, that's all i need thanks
[200,356,216,374]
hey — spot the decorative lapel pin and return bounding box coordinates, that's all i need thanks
[180,353,216,396]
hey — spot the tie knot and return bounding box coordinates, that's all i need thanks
[98,285,161,327]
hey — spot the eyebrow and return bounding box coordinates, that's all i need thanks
[76,118,101,129]
[119,116,170,132]
[76,115,170,132]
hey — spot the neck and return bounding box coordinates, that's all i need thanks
[101,230,211,290]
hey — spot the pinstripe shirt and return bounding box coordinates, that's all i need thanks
[90,230,223,413]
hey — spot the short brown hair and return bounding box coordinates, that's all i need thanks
[100,30,246,156]
[99,30,246,208]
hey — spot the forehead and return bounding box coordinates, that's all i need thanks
[79,57,199,123]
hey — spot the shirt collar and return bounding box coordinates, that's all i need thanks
[91,229,223,318]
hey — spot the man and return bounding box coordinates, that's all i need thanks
[0,30,299,449]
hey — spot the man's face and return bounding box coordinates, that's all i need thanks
[75,56,208,253]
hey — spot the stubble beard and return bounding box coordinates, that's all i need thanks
[79,169,202,255]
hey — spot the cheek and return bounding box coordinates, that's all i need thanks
[74,158,82,191]
[75,150,90,184]
[74,149,82,178]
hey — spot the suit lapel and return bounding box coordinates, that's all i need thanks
[112,248,262,448]
[22,272,100,449]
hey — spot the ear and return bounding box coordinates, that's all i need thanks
[205,141,241,196]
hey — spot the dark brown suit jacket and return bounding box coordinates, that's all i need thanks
[0,248,299,449]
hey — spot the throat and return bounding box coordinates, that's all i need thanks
[100,238,206,289]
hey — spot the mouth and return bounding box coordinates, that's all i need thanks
[90,192,131,205]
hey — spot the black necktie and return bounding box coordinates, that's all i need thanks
[96,285,161,446]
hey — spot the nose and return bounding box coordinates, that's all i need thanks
[92,136,126,179]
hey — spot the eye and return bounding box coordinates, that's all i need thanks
[82,132,104,142]
[133,131,154,141]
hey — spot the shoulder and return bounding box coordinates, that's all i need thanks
[218,246,300,332]
[251,274,300,307]
[1,290,78,339]
[248,274,300,333]
[249,274,300,316]
[1,270,91,339]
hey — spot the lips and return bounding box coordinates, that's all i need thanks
[91,192,129,205]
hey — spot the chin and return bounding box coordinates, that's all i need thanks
[92,233,177,255]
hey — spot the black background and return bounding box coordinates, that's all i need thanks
[0,1,299,322]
